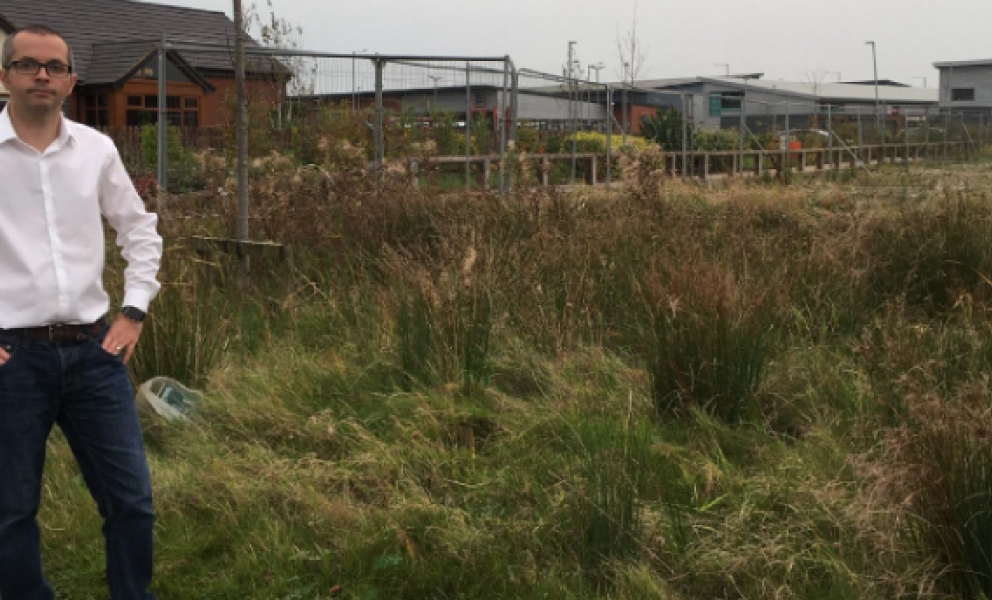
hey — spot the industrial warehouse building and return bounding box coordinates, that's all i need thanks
[934,59,992,119]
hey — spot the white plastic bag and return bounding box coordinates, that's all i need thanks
[136,377,200,423]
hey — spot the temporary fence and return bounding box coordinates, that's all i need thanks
[129,38,990,205]
[130,38,516,199]
[512,68,612,187]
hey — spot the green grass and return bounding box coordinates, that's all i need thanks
[36,159,992,598]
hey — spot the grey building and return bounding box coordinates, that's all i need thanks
[639,76,938,131]
[933,59,992,120]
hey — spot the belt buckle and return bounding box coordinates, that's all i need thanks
[47,323,64,342]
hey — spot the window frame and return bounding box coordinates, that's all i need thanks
[951,88,976,102]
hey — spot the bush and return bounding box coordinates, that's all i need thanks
[140,125,205,193]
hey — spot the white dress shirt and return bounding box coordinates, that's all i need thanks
[0,106,162,329]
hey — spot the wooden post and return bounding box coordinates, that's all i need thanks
[480,158,491,190]
[816,150,824,171]
[703,154,711,181]
[589,155,598,185]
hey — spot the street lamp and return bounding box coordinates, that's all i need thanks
[714,62,730,76]
[827,71,842,82]
[866,41,881,142]
[913,76,927,89]
[352,48,368,111]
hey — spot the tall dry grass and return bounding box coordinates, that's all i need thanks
[75,150,992,598]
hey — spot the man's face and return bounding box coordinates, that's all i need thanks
[0,32,77,117]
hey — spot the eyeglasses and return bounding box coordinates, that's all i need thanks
[4,59,73,78]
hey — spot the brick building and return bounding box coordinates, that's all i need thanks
[0,0,286,127]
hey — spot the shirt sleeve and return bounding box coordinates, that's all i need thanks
[98,139,163,313]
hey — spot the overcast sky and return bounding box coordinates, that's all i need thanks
[161,0,990,87]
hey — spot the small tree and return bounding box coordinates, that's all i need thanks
[642,107,692,151]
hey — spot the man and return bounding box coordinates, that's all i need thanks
[0,25,162,600]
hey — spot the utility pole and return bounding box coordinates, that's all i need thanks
[233,0,249,283]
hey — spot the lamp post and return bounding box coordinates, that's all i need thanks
[913,76,927,89]
[352,48,368,111]
[714,62,730,76]
[866,41,881,143]
[827,71,842,82]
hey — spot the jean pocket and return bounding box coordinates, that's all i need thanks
[92,340,124,364]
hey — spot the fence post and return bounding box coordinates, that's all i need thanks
[570,69,578,185]
[681,93,688,180]
[605,85,612,189]
[465,62,472,190]
[857,112,863,163]
[880,103,887,159]
[231,10,249,282]
[903,106,909,164]
[509,65,519,191]
[739,94,746,175]
[943,107,949,160]
[827,104,833,174]
[157,34,168,204]
[499,57,509,195]
[374,57,384,185]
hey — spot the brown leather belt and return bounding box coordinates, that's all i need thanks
[0,318,107,343]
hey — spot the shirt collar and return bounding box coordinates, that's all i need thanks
[0,105,77,149]
[0,106,16,146]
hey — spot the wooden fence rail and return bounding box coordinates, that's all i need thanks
[396,142,974,189]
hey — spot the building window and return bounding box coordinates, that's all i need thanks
[132,57,191,83]
[83,94,109,127]
[710,91,743,116]
[952,88,976,102]
[126,94,200,127]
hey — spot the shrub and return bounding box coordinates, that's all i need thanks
[140,125,205,193]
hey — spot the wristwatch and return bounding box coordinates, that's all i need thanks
[121,306,147,323]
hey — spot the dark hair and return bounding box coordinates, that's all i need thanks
[2,25,75,70]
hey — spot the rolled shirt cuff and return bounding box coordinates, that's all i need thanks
[122,288,155,314]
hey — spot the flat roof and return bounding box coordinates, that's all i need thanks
[934,59,992,69]
[640,76,936,104]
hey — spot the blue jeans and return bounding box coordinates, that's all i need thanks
[0,326,156,600]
